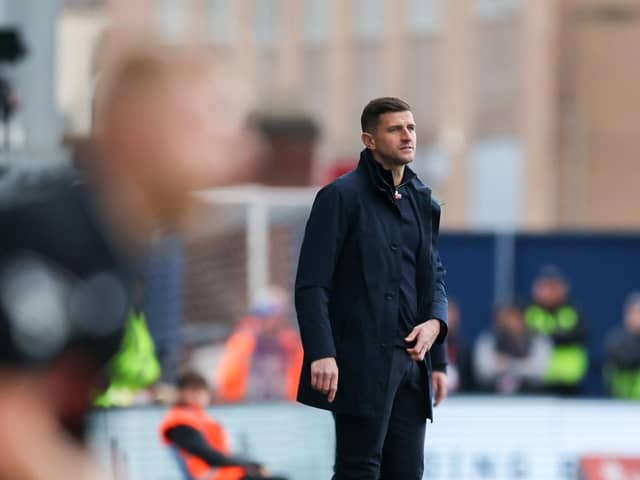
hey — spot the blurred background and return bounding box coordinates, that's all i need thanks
[1,0,640,479]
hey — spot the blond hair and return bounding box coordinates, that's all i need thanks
[92,42,217,133]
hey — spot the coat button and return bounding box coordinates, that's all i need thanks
[385,293,394,300]
[390,243,399,252]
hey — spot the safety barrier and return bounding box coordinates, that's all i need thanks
[90,396,640,480]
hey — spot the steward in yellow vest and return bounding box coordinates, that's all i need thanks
[525,266,588,395]
[94,308,161,407]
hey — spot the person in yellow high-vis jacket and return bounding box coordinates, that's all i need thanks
[94,308,161,407]
[525,266,588,396]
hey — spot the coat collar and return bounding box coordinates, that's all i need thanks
[358,148,428,196]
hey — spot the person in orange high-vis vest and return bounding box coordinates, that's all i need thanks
[217,287,303,403]
[160,371,288,480]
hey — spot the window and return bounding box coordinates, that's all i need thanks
[155,0,187,42]
[208,0,234,46]
[474,0,524,22]
[254,0,281,48]
[63,0,104,9]
[469,137,524,229]
[407,0,443,34]
[355,0,384,41]
[303,0,329,46]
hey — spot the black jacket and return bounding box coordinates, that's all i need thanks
[295,149,448,420]
[0,168,131,367]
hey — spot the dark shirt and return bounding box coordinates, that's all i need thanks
[395,184,420,340]
[0,168,131,366]
[605,329,640,369]
[371,160,420,344]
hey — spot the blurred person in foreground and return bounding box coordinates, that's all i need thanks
[474,303,552,394]
[295,97,448,479]
[160,371,288,480]
[604,293,640,399]
[216,286,303,403]
[445,299,474,393]
[92,42,251,246]
[91,43,251,405]
[0,171,130,480]
[525,266,589,396]
[0,41,251,478]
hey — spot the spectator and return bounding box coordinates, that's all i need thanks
[604,293,640,399]
[159,371,287,480]
[216,286,303,403]
[446,299,474,393]
[525,266,589,395]
[474,303,552,394]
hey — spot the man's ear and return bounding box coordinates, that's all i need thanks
[361,132,375,150]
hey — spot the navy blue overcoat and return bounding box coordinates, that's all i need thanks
[295,149,448,420]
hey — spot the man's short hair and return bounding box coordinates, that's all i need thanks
[361,97,411,133]
[495,301,525,315]
[535,265,567,285]
[177,370,209,391]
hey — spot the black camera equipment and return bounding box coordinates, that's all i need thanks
[0,28,27,150]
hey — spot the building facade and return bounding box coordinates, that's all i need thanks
[55,0,640,230]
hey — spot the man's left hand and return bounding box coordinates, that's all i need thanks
[432,371,448,406]
[404,319,441,361]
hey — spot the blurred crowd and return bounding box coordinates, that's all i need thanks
[446,266,640,400]
[100,253,640,407]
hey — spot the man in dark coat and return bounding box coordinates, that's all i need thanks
[295,97,449,479]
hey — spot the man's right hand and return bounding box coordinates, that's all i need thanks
[310,357,339,403]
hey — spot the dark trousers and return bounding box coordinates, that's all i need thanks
[333,347,429,480]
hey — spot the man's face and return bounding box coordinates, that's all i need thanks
[533,278,568,308]
[362,111,416,167]
[497,307,526,336]
[181,386,210,408]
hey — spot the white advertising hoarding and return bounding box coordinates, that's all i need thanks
[425,397,640,480]
[91,397,640,480]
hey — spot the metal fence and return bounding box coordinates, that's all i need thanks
[184,186,316,334]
